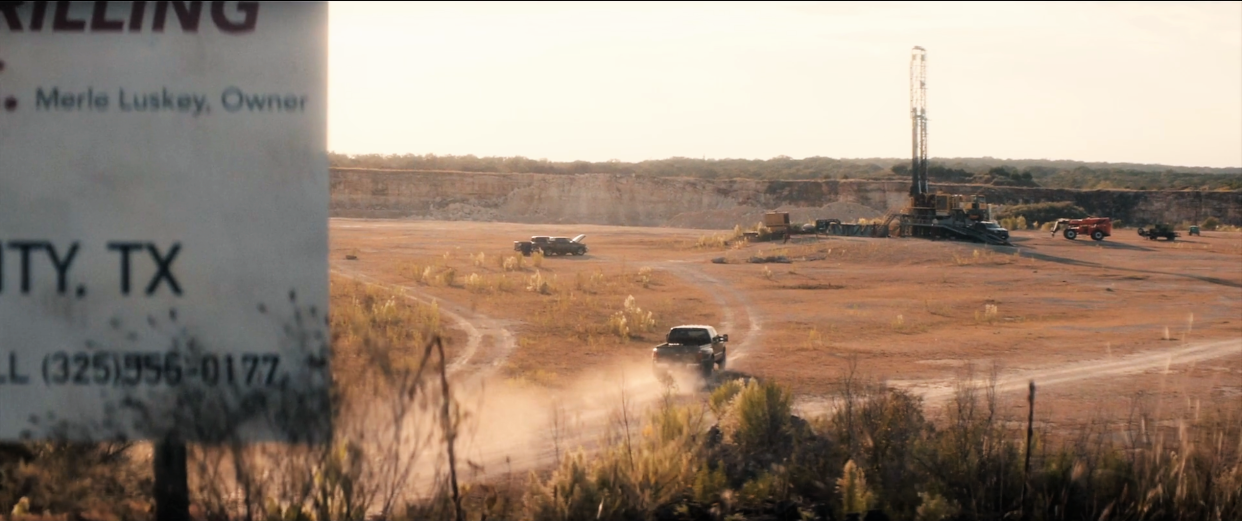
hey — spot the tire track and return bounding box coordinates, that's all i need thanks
[655,260,763,362]
[330,265,516,379]
[795,338,1242,417]
[913,337,1242,405]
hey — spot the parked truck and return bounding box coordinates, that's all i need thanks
[1138,223,1179,241]
[513,234,588,256]
[652,325,728,380]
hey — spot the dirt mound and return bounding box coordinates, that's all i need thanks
[663,201,884,230]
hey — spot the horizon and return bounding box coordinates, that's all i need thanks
[327,150,1242,172]
[328,2,1242,169]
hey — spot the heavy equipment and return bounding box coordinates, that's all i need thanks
[763,211,791,234]
[804,48,1008,245]
[890,47,1011,246]
[1051,217,1112,241]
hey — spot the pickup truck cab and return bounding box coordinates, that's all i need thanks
[513,234,588,256]
[652,325,728,379]
[972,221,1010,241]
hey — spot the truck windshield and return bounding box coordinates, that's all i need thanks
[668,329,711,344]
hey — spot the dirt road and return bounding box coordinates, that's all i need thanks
[328,218,1242,493]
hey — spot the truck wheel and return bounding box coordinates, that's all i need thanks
[1064,229,1077,240]
[717,351,727,371]
[1091,230,1104,241]
[701,362,714,380]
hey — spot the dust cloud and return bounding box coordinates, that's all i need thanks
[446,357,709,482]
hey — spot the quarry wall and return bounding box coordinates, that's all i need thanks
[330,168,1242,229]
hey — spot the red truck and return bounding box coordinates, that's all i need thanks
[1051,217,1112,241]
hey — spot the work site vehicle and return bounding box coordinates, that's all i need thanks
[1138,224,1179,241]
[763,211,791,234]
[652,325,728,380]
[972,221,1010,241]
[1052,217,1112,241]
[513,234,588,256]
[1189,226,1201,236]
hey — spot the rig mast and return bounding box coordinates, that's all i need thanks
[910,46,929,197]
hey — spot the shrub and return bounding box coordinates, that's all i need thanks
[434,267,457,287]
[1202,216,1220,230]
[501,255,525,272]
[607,295,656,339]
[709,379,745,418]
[692,465,729,504]
[996,201,1089,224]
[837,459,875,515]
[637,266,653,288]
[465,273,488,293]
[526,271,551,294]
[721,379,794,455]
[522,400,708,521]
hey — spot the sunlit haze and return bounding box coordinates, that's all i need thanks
[328,1,1242,168]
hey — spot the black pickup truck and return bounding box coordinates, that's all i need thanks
[652,325,728,379]
[514,234,588,256]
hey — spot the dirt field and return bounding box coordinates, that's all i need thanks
[328,218,1242,481]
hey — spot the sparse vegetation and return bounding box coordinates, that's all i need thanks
[953,248,1017,266]
[996,201,1090,225]
[999,215,1028,231]
[513,369,1242,521]
[975,303,1000,324]
[7,213,1238,520]
[607,295,657,339]
[3,297,1239,521]
[695,226,746,250]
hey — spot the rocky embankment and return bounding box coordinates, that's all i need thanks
[330,168,1242,229]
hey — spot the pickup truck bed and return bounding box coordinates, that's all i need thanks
[652,325,727,380]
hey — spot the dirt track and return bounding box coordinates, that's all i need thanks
[330,218,1242,482]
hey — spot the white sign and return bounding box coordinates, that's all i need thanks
[0,1,331,444]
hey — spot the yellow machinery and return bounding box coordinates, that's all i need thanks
[763,211,791,235]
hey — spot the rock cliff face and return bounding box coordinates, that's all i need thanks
[330,168,1242,229]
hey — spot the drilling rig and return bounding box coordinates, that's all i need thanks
[893,47,1011,246]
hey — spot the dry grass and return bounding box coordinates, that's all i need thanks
[952,248,1020,266]
[3,327,1238,521]
[379,251,720,383]
[974,303,1000,325]
[515,365,1242,521]
[0,274,463,521]
[327,273,453,387]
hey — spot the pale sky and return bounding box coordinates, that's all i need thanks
[328,1,1242,168]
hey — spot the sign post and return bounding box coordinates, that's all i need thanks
[0,2,332,515]
[154,434,189,521]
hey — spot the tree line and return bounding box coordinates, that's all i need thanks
[329,152,1242,191]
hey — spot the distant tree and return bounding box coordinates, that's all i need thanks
[324,153,1240,190]
[996,202,1089,224]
